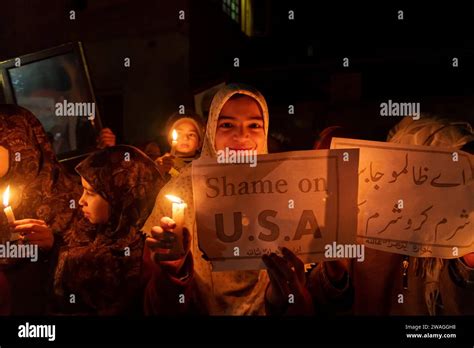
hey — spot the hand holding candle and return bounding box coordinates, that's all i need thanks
[156,153,175,176]
[13,219,54,251]
[2,185,20,242]
[3,186,15,224]
[146,194,188,263]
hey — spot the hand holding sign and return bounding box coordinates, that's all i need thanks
[325,259,350,283]
[192,149,359,271]
[262,247,313,315]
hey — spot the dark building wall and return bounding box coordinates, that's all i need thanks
[0,0,190,145]
[2,1,474,151]
[188,1,474,150]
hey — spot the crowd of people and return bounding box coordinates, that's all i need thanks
[0,83,473,316]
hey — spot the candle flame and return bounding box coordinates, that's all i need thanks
[165,194,184,204]
[172,129,178,141]
[3,185,10,207]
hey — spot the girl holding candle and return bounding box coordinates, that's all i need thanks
[51,145,164,315]
[155,112,205,181]
[143,84,314,316]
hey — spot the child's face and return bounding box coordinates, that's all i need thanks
[79,177,111,224]
[174,121,199,156]
[215,96,266,154]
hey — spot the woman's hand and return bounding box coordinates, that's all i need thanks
[262,247,313,315]
[13,219,54,251]
[324,259,349,284]
[146,217,191,275]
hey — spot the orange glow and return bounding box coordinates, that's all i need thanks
[2,185,10,207]
[165,194,184,204]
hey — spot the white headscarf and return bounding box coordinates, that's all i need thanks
[201,83,270,157]
[144,83,270,315]
[387,115,474,148]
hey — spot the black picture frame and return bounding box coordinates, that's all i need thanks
[0,42,102,161]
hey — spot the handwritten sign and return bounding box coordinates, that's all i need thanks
[331,138,474,258]
[191,149,359,271]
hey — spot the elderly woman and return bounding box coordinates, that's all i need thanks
[309,114,474,316]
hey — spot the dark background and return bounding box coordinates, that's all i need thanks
[1,0,474,152]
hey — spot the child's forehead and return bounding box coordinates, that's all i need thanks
[175,120,198,132]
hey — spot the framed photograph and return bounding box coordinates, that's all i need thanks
[0,42,102,160]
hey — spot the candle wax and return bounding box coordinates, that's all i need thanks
[170,140,178,156]
[4,206,15,224]
[171,202,187,256]
[4,206,20,241]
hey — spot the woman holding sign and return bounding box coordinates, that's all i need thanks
[384,116,474,315]
[311,115,474,316]
[143,83,313,315]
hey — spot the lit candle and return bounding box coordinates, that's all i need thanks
[170,129,178,156]
[165,194,187,257]
[2,185,15,224]
[3,185,19,241]
[168,129,180,177]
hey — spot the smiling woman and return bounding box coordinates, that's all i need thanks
[143,83,314,316]
[214,94,266,154]
[142,84,273,315]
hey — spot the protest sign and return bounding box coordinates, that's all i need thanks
[331,138,474,258]
[192,149,359,271]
